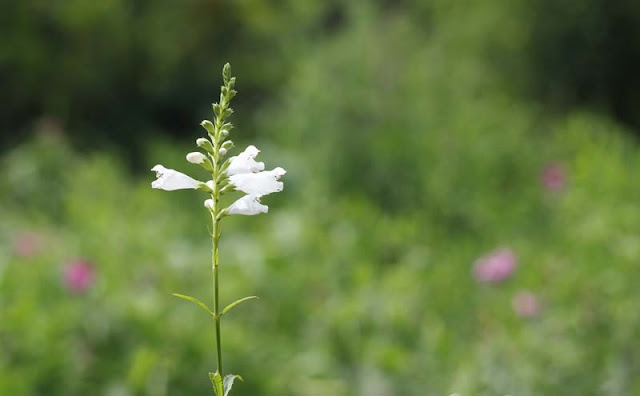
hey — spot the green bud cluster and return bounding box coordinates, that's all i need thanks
[194,63,237,219]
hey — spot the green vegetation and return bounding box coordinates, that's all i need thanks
[2,2,640,395]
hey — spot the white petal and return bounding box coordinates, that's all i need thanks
[226,145,265,176]
[270,167,287,177]
[151,164,200,191]
[186,152,207,164]
[229,167,285,195]
[204,199,214,210]
[227,194,268,215]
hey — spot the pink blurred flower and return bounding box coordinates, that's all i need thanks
[13,232,42,257]
[540,162,566,192]
[64,260,95,293]
[512,290,541,318]
[472,248,517,283]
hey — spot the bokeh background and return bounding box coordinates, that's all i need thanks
[2,1,640,395]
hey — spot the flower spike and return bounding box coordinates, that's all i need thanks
[150,63,285,394]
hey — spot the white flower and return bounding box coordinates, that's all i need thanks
[226,145,265,176]
[229,167,286,195]
[186,152,207,164]
[206,180,215,191]
[227,194,268,215]
[204,199,214,210]
[151,165,200,191]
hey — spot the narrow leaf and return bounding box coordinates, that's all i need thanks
[223,374,243,396]
[221,296,259,316]
[173,293,215,318]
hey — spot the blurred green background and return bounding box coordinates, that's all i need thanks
[2,1,640,395]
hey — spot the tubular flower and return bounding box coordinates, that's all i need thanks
[151,165,201,191]
[227,194,268,215]
[226,145,265,176]
[229,167,286,195]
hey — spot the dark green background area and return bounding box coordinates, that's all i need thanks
[2,1,640,154]
[2,1,640,395]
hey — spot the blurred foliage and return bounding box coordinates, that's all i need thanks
[2,1,640,395]
[0,0,343,154]
[2,0,640,153]
[523,0,640,129]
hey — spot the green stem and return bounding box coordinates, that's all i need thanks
[212,198,223,374]
[209,67,233,384]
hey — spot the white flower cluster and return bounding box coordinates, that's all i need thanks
[151,145,285,216]
[225,145,286,215]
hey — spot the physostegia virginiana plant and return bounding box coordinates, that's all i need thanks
[150,63,286,395]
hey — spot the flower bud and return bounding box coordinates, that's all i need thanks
[204,199,214,210]
[219,148,227,156]
[197,182,213,192]
[200,120,215,134]
[186,152,207,164]
[221,140,234,150]
[221,129,229,137]
[206,180,215,191]
[223,62,231,83]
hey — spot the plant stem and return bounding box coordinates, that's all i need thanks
[210,64,233,380]
[211,195,223,374]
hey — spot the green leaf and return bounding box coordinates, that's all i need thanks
[209,371,224,396]
[221,296,259,316]
[172,293,215,318]
[223,374,243,396]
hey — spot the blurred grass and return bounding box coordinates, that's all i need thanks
[2,1,640,396]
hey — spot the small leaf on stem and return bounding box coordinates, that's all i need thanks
[172,293,215,318]
[221,296,259,316]
[209,371,224,396]
[223,374,243,396]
